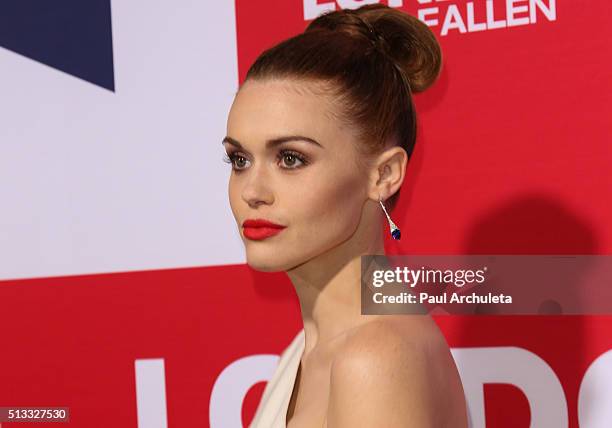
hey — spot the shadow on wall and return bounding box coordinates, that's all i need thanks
[457,192,601,427]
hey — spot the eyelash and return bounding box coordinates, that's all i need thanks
[222,149,309,172]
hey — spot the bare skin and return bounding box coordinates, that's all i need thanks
[224,78,468,427]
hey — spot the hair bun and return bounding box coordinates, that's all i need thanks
[308,5,443,93]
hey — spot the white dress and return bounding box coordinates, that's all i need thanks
[249,329,305,428]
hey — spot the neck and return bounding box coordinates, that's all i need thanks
[286,200,387,356]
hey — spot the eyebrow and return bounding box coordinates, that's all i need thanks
[221,135,323,150]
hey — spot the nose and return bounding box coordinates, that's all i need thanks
[240,163,274,207]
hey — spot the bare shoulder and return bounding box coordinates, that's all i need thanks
[326,316,467,428]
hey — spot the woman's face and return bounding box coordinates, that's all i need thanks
[223,78,371,272]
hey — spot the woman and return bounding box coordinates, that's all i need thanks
[222,4,468,427]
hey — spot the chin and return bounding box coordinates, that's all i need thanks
[245,252,287,273]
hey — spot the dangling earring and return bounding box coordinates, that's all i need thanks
[379,196,401,240]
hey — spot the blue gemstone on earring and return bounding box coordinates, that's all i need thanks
[391,228,401,240]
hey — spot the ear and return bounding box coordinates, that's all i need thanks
[367,146,408,202]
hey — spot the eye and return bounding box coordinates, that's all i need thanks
[222,151,250,171]
[222,149,309,172]
[278,150,308,170]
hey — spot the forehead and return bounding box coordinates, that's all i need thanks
[226,78,356,149]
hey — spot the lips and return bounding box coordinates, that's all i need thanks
[242,219,285,228]
[242,218,286,240]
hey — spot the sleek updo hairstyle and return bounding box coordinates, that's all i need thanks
[243,4,442,213]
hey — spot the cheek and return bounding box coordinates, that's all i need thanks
[227,176,241,221]
[290,170,365,236]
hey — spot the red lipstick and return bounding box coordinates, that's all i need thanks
[242,218,286,240]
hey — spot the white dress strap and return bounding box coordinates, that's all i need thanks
[249,329,305,428]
